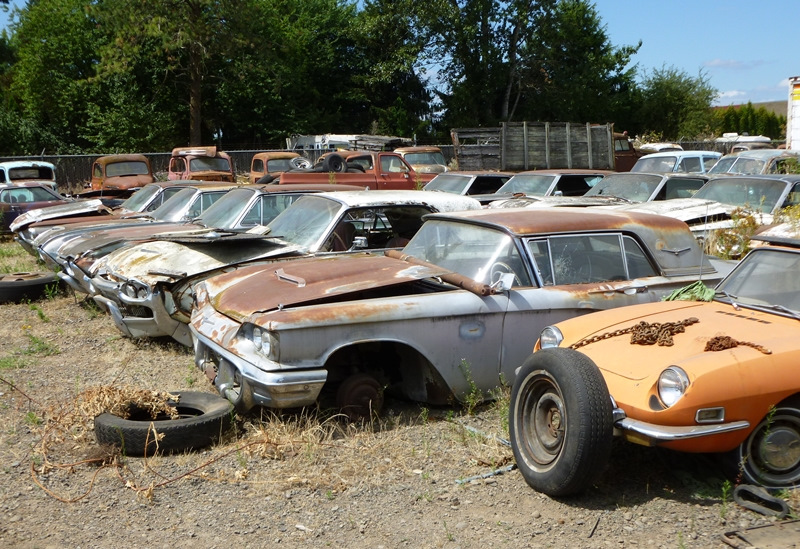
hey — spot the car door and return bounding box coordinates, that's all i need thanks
[377,153,414,190]
[497,233,689,382]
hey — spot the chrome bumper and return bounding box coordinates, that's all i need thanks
[614,407,750,443]
[190,324,326,412]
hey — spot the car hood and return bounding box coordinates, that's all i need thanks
[102,174,153,190]
[57,221,208,260]
[94,234,305,285]
[9,199,111,232]
[613,198,732,223]
[555,300,790,381]
[207,253,451,322]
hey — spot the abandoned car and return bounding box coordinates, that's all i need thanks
[478,169,612,203]
[89,154,154,191]
[510,236,800,496]
[707,149,800,176]
[188,208,734,416]
[248,151,302,184]
[630,150,721,175]
[88,190,480,346]
[488,172,708,209]
[167,146,235,182]
[423,171,512,196]
[0,183,69,233]
[56,184,366,294]
[0,161,58,191]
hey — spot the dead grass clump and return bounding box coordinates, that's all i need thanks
[76,385,179,421]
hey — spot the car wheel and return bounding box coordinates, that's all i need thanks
[322,153,348,173]
[336,373,383,420]
[509,348,614,497]
[0,271,58,303]
[732,397,800,488]
[94,391,234,456]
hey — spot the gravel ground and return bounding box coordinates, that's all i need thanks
[0,287,796,549]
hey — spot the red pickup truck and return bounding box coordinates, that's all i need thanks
[274,151,436,190]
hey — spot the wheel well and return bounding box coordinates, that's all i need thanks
[324,341,453,405]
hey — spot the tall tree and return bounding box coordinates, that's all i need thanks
[637,65,717,140]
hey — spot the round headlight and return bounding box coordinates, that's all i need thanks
[123,283,137,298]
[539,326,564,349]
[136,286,148,299]
[658,367,690,407]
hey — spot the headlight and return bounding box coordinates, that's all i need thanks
[658,366,690,407]
[245,323,276,357]
[538,326,564,348]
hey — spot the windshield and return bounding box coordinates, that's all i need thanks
[496,175,555,196]
[584,173,662,202]
[119,184,162,211]
[716,248,800,313]
[149,187,209,221]
[404,152,446,166]
[631,156,678,173]
[194,187,257,228]
[8,167,56,181]
[425,175,471,194]
[693,177,786,212]
[266,158,294,173]
[708,156,766,175]
[402,219,531,287]
[106,161,150,177]
[265,195,343,249]
[0,186,61,203]
[189,157,230,172]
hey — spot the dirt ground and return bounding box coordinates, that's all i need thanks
[0,281,797,548]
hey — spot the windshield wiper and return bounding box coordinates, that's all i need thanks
[714,290,741,311]
[765,304,800,319]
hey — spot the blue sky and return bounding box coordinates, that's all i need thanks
[1,1,797,107]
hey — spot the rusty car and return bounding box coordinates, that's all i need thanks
[53,184,367,294]
[393,146,449,174]
[509,234,800,496]
[630,151,721,175]
[707,149,800,176]
[187,208,735,416]
[475,169,613,204]
[168,146,235,182]
[248,151,304,184]
[89,154,154,191]
[0,161,58,191]
[87,190,480,346]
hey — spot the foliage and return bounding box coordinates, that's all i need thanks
[637,65,717,140]
[711,102,787,140]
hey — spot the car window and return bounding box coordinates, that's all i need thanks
[677,157,701,173]
[553,175,600,197]
[469,176,508,194]
[251,158,264,172]
[703,156,719,170]
[527,234,653,286]
[660,178,705,200]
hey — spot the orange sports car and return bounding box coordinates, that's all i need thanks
[509,234,800,496]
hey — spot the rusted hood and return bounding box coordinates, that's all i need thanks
[488,195,626,209]
[9,199,109,232]
[103,174,153,190]
[208,253,450,321]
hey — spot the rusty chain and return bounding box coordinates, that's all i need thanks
[705,335,772,355]
[569,317,699,350]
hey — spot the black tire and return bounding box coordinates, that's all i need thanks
[256,174,275,184]
[322,153,347,173]
[509,348,614,497]
[94,391,234,456]
[0,272,58,303]
[725,396,800,488]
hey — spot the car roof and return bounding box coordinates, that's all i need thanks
[427,206,693,236]
[313,189,481,209]
[256,183,368,193]
[509,169,615,176]
[94,154,149,165]
[706,173,800,184]
[729,149,800,160]
[638,150,721,158]
[0,160,57,170]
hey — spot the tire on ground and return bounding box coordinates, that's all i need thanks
[94,391,234,456]
[509,347,614,497]
[0,272,58,303]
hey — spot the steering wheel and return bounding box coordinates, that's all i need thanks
[490,261,522,286]
[575,256,593,282]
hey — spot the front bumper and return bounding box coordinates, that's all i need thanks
[189,312,326,412]
[613,406,750,445]
[92,273,192,346]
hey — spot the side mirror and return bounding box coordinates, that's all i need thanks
[491,272,515,292]
[353,236,368,249]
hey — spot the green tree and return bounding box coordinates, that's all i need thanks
[637,65,717,140]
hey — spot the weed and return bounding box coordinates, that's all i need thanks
[418,406,429,424]
[458,359,483,415]
[185,363,197,386]
[80,298,102,320]
[24,411,42,426]
[325,489,335,500]
[720,479,732,519]
[23,333,59,356]
[443,520,455,542]
[704,207,759,259]
[0,355,27,370]
[29,303,50,322]
[44,281,61,300]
